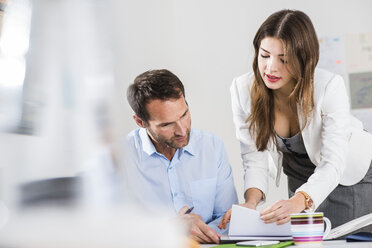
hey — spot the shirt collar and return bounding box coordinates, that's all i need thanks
[139,128,196,159]
[139,128,157,158]
[181,129,196,156]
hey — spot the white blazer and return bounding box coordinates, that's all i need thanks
[230,68,372,210]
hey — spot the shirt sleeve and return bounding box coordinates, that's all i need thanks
[230,75,270,204]
[209,137,238,227]
[296,74,351,210]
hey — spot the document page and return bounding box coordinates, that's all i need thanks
[228,205,292,238]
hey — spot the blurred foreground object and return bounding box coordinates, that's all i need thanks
[0,0,187,247]
[0,206,185,248]
[0,0,29,133]
[188,238,201,248]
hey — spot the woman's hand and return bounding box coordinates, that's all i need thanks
[218,201,256,230]
[260,193,306,225]
[218,188,263,229]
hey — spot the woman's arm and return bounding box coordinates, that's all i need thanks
[296,73,350,210]
[218,74,271,229]
[244,188,264,208]
[230,73,271,203]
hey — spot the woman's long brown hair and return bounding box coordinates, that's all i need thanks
[248,10,319,151]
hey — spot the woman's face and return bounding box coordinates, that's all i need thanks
[258,37,294,93]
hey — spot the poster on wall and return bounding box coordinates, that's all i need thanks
[349,71,372,109]
[346,32,372,74]
[346,32,372,132]
[318,36,347,78]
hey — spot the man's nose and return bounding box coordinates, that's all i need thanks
[174,121,186,136]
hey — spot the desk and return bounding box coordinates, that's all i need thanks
[201,240,372,247]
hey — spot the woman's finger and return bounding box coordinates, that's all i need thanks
[260,200,283,215]
[276,215,291,225]
[261,201,290,223]
[218,208,231,229]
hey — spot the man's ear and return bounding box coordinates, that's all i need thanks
[133,114,146,128]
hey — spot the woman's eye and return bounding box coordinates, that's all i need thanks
[260,54,269,58]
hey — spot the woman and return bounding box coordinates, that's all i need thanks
[219,9,372,231]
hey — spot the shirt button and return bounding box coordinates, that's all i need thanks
[174,192,178,197]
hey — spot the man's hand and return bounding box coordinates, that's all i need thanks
[260,194,306,225]
[217,201,256,230]
[178,206,221,244]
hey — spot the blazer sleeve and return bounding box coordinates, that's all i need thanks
[230,74,270,203]
[296,74,351,210]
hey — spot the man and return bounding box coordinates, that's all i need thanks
[125,69,238,244]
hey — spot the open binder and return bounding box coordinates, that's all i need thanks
[325,213,372,240]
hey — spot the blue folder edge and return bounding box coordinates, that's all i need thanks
[346,232,372,242]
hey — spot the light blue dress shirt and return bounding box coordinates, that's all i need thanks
[125,128,238,233]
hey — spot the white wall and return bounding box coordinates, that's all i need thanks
[0,0,371,208]
[112,0,372,207]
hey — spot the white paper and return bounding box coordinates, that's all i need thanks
[221,235,291,241]
[228,205,291,237]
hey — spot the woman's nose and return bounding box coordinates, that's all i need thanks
[267,57,279,72]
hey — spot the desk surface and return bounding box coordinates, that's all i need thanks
[201,240,372,247]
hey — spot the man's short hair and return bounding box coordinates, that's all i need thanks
[127,69,185,123]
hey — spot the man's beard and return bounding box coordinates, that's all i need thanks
[148,128,191,149]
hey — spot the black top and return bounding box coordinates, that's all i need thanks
[276,132,316,192]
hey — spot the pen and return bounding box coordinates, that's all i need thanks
[185,206,194,214]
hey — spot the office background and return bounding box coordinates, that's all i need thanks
[1,1,370,246]
[0,0,371,208]
[115,0,372,207]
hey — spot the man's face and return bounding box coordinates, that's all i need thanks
[144,96,191,149]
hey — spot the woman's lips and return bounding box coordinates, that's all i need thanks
[266,74,281,83]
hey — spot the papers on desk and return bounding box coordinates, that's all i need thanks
[227,205,292,240]
[226,204,372,241]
